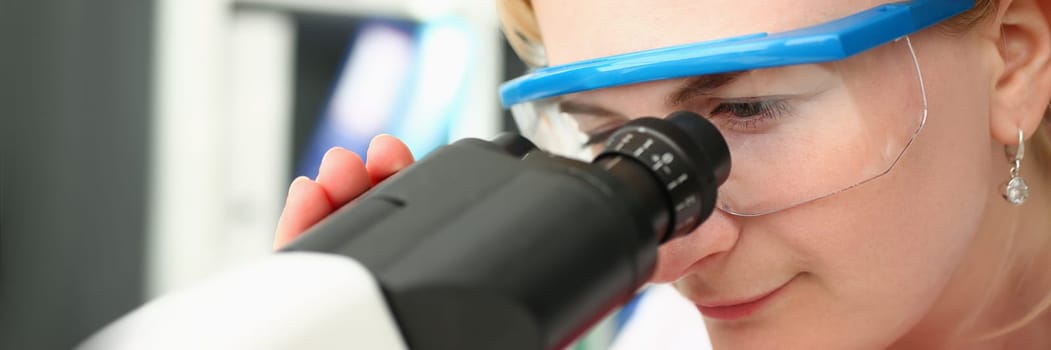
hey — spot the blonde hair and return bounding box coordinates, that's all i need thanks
[495,0,544,67]
[496,0,1051,341]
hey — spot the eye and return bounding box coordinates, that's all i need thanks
[708,98,792,131]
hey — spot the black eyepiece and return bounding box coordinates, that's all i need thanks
[594,111,731,242]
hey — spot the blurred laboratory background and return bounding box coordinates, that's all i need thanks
[1,0,531,348]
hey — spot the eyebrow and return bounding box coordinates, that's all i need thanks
[557,100,626,119]
[668,72,745,106]
[558,72,745,119]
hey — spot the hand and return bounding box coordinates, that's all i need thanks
[273,134,414,249]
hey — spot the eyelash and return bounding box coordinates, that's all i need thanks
[708,98,791,131]
[581,98,791,147]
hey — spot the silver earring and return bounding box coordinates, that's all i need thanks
[1002,128,1029,205]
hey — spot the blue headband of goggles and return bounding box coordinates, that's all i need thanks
[499,0,974,107]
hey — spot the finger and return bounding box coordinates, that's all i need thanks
[274,176,335,249]
[365,134,415,184]
[315,147,371,207]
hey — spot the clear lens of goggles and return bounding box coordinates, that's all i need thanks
[511,37,926,216]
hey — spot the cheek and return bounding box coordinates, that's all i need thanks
[773,39,994,342]
[744,120,990,346]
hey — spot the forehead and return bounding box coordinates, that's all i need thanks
[530,0,888,65]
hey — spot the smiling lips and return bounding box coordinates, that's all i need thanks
[694,278,793,321]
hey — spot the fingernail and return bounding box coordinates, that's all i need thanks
[370,134,394,147]
[288,176,310,196]
[325,146,349,158]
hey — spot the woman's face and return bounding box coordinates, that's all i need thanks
[531,0,1002,347]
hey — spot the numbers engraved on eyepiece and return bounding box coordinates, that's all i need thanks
[675,195,698,212]
[634,138,654,157]
[611,132,634,151]
[667,173,689,191]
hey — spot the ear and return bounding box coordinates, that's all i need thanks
[989,0,1051,146]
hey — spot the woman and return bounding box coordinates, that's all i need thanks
[275,0,1051,348]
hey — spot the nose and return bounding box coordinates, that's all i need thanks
[649,208,742,283]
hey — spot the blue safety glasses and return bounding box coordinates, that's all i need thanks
[499,0,974,107]
[497,0,974,216]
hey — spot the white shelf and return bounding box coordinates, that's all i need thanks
[234,0,499,25]
[148,0,504,297]
[236,0,412,18]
